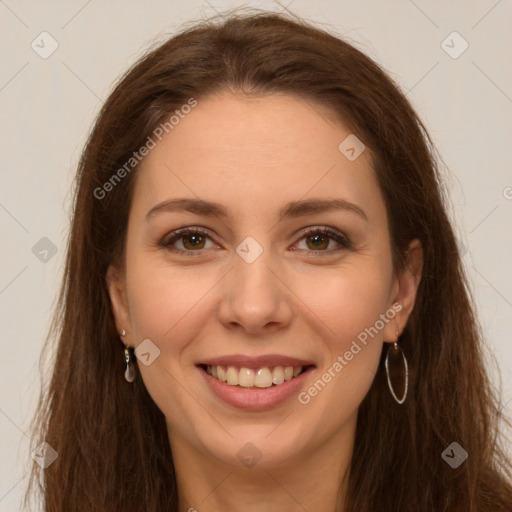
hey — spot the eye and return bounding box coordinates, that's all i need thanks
[292,226,351,256]
[160,226,351,257]
[160,227,217,256]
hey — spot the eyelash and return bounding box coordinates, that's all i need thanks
[160,226,351,258]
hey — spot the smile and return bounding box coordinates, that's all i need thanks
[203,364,308,388]
[197,355,316,410]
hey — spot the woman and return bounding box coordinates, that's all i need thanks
[24,8,512,512]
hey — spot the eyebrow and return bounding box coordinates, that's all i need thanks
[145,197,368,222]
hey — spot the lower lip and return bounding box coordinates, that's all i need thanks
[198,366,315,411]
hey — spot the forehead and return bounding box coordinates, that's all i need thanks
[131,92,385,222]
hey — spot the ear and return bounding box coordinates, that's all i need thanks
[383,238,423,343]
[106,264,132,343]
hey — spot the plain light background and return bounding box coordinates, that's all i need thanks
[1,0,511,509]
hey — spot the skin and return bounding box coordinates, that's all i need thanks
[107,91,423,512]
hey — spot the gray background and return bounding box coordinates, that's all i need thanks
[1,0,511,509]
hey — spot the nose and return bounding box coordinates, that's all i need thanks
[217,246,294,336]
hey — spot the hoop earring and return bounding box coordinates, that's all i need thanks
[124,346,136,383]
[385,338,408,405]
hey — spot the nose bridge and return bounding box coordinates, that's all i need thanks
[218,236,292,333]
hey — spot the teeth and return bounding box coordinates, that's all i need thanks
[217,366,227,383]
[255,368,273,388]
[226,366,239,385]
[206,365,305,388]
[272,366,284,385]
[239,367,254,388]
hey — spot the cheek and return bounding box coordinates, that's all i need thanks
[124,261,212,427]
[297,259,393,345]
[293,259,392,400]
[125,259,212,342]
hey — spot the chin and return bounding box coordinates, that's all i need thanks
[199,422,313,470]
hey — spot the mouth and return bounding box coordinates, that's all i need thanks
[196,355,316,410]
[199,363,312,389]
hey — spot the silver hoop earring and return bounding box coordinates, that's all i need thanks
[120,329,126,337]
[385,341,408,405]
[124,346,136,383]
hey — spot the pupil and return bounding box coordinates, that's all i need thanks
[185,234,203,248]
[309,234,327,249]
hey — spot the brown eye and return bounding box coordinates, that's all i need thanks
[181,233,206,251]
[161,227,216,255]
[161,226,350,257]
[294,227,350,255]
[305,233,330,250]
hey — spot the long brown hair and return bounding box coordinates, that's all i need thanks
[24,7,512,511]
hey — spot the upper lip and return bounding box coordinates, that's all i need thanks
[198,354,316,369]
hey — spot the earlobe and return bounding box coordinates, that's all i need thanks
[106,264,131,337]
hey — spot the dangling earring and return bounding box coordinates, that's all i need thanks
[124,346,136,383]
[385,331,408,404]
[119,329,135,383]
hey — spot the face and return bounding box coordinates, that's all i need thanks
[107,91,421,471]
